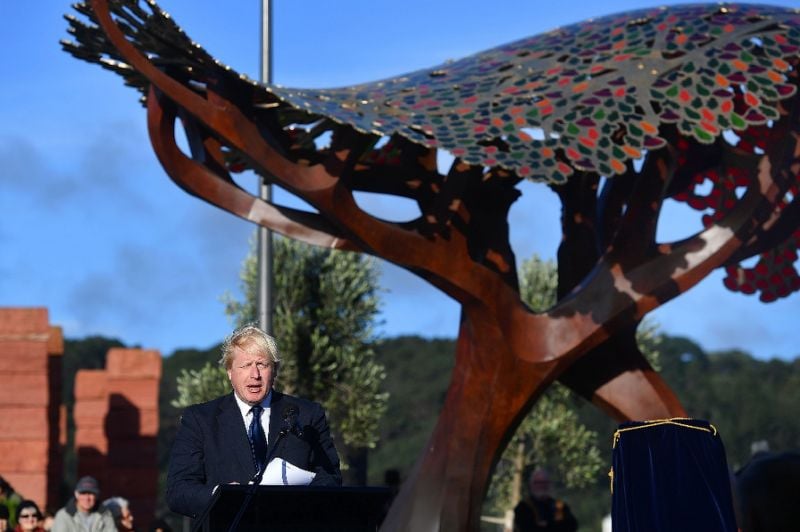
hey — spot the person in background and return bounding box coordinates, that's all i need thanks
[98,499,132,532]
[0,476,22,530]
[39,511,54,531]
[513,467,578,532]
[1,505,10,532]
[52,477,115,532]
[147,518,172,532]
[13,500,44,532]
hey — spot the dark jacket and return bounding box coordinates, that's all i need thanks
[166,391,341,518]
[513,495,578,532]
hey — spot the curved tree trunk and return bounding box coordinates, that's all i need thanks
[381,304,686,531]
[381,306,545,530]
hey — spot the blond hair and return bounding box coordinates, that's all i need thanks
[219,324,281,371]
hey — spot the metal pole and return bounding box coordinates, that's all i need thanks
[257,0,274,333]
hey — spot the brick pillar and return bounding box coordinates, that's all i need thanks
[74,370,110,489]
[106,348,161,525]
[0,308,63,510]
[73,349,161,525]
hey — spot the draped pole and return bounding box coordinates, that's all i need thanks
[257,0,274,333]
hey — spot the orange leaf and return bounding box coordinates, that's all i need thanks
[773,57,790,71]
[611,159,626,173]
[640,121,658,135]
[745,92,760,107]
[572,81,589,93]
[623,145,641,158]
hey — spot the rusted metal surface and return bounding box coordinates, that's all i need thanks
[63,2,800,530]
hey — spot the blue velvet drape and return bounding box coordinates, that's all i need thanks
[611,418,737,532]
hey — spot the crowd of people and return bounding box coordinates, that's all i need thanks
[0,475,171,532]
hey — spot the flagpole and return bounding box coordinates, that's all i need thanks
[257,0,274,333]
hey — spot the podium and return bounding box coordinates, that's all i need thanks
[611,418,737,532]
[193,485,393,532]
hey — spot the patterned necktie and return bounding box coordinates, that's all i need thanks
[249,405,267,474]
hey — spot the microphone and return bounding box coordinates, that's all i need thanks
[280,405,303,437]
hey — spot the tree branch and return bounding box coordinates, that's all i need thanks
[552,172,602,297]
[147,87,359,250]
[728,193,800,262]
[609,138,676,262]
[515,120,799,364]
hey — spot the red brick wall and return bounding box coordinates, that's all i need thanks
[74,348,161,524]
[0,308,63,511]
[1,309,162,523]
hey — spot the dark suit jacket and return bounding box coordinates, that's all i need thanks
[166,391,342,518]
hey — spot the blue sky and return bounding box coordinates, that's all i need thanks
[1,0,798,359]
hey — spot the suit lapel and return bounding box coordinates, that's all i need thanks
[217,393,257,479]
[268,391,283,448]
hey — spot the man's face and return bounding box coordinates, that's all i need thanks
[75,491,96,513]
[227,345,276,405]
[529,470,551,500]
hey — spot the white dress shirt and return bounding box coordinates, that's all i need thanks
[233,389,273,437]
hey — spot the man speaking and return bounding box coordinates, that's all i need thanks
[166,325,342,518]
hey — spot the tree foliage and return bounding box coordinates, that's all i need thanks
[171,362,229,410]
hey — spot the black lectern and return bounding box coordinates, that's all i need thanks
[193,485,393,532]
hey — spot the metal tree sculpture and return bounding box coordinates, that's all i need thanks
[63,1,800,530]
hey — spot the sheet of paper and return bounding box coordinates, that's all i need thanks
[259,458,316,486]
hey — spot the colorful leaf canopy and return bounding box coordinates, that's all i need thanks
[271,4,800,182]
[64,2,800,183]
